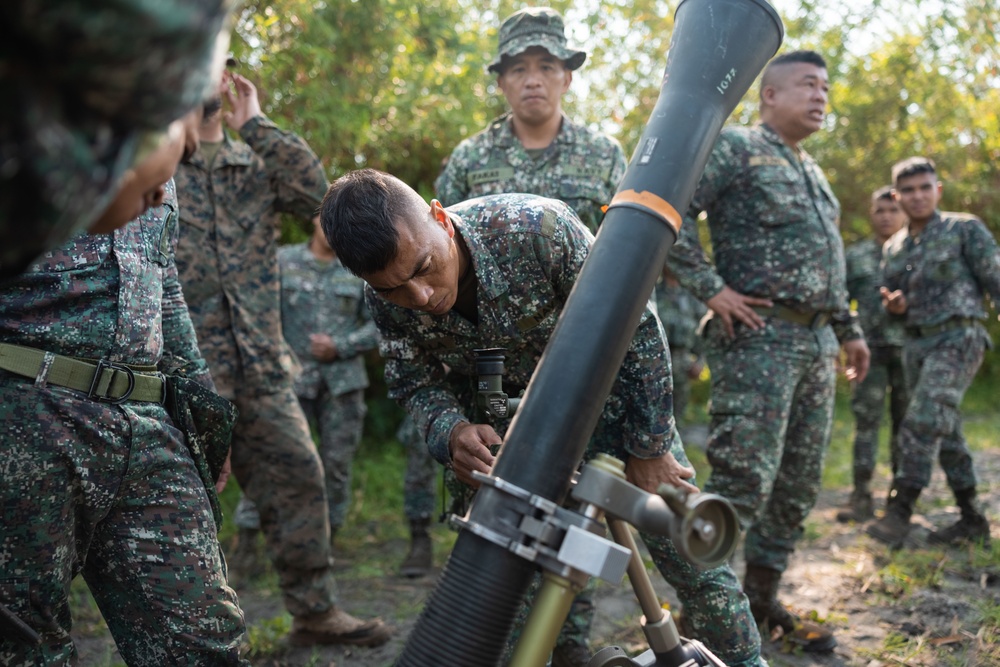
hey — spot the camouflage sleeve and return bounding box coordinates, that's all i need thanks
[667,135,732,302]
[239,115,328,221]
[333,293,380,358]
[160,197,216,391]
[434,142,471,207]
[367,289,469,465]
[615,312,678,460]
[608,141,628,194]
[963,217,1000,306]
[831,308,864,343]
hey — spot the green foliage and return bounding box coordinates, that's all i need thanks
[242,613,293,658]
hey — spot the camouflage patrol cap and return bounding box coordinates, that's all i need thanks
[488,7,587,74]
[0,0,233,281]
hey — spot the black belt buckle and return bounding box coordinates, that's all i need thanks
[810,312,832,329]
[87,359,135,404]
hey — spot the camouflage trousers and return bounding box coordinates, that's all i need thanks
[395,416,439,521]
[234,387,367,532]
[0,377,246,666]
[670,344,696,426]
[457,441,763,667]
[850,345,908,479]
[703,317,838,574]
[228,387,339,617]
[895,326,987,492]
[305,388,366,529]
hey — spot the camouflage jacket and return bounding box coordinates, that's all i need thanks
[278,242,378,399]
[174,115,328,397]
[0,180,212,387]
[434,112,627,234]
[882,211,1000,329]
[668,123,861,342]
[845,237,905,347]
[654,281,707,351]
[369,193,679,466]
[0,0,231,282]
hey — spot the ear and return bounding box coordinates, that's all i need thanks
[562,69,573,93]
[891,188,900,201]
[760,83,776,108]
[430,199,454,237]
[936,181,944,196]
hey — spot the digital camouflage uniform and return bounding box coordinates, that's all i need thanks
[0,0,231,280]
[845,237,909,479]
[174,116,340,618]
[434,107,626,660]
[654,280,707,426]
[434,113,627,234]
[881,212,1000,494]
[0,181,246,666]
[370,194,764,667]
[669,124,863,574]
[279,243,381,530]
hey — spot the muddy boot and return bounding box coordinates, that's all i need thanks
[866,483,921,549]
[226,527,261,585]
[399,518,433,578]
[551,641,592,667]
[836,477,874,523]
[289,607,393,647]
[928,488,991,547]
[743,564,837,653]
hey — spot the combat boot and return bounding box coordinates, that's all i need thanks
[289,607,393,647]
[743,564,837,653]
[552,641,592,667]
[928,488,991,547]
[836,474,874,523]
[866,483,921,549]
[399,518,433,578]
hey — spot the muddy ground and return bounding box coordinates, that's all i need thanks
[74,441,999,667]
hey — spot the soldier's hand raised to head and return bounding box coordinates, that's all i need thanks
[223,73,263,131]
[706,285,773,339]
[448,422,500,488]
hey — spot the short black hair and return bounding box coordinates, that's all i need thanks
[872,185,894,202]
[891,157,936,185]
[768,49,827,70]
[320,169,411,276]
[761,50,827,97]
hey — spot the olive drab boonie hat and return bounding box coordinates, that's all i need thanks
[487,7,587,73]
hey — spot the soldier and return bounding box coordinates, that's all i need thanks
[434,6,627,234]
[836,187,909,523]
[320,169,767,667]
[277,215,381,547]
[0,0,232,280]
[668,50,870,653]
[654,264,707,428]
[0,111,248,665]
[279,216,439,577]
[866,157,998,549]
[174,69,391,647]
[434,9,624,660]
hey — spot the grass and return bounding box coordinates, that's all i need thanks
[64,349,1000,663]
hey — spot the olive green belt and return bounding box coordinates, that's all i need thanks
[752,304,833,329]
[0,343,165,404]
[905,317,978,339]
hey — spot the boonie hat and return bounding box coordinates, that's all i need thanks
[487,7,587,73]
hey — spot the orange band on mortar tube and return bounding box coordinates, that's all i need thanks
[607,189,682,234]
